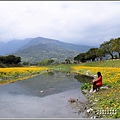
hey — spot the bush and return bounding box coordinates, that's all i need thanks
[81,83,91,90]
[0,62,7,68]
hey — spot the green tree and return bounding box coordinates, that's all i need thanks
[111,37,120,59]
[40,59,54,65]
[100,40,114,59]
[22,61,30,66]
[65,58,70,64]
[78,53,86,62]
[65,57,73,64]
[6,55,21,64]
[74,53,86,63]
[96,48,106,61]
[0,55,21,65]
[0,56,7,64]
[48,59,54,65]
[85,48,98,61]
[74,55,80,63]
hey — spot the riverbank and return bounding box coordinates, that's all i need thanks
[71,60,120,118]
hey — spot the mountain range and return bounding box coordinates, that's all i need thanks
[0,37,93,63]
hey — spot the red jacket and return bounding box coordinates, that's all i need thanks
[94,76,102,86]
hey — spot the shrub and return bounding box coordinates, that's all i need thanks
[81,83,91,90]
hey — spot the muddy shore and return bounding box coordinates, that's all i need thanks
[68,89,94,119]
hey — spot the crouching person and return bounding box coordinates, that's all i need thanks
[92,72,102,93]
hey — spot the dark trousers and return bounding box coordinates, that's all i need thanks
[93,82,99,91]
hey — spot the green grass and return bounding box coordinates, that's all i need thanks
[81,59,120,67]
[47,64,72,72]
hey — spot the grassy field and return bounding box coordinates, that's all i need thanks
[71,59,120,118]
[81,59,120,67]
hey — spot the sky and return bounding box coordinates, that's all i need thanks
[0,1,120,46]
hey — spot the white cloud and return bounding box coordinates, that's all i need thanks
[0,1,120,46]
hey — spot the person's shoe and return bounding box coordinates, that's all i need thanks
[90,89,93,93]
[93,90,97,93]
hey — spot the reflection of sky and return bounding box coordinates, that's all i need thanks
[11,72,83,97]
[0,88,85,118]
[0,72,88,118]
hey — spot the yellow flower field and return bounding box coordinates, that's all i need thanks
[0,67,48,75]
[71,66,120,86]
[71,65,120,118]
[0,66,48,84]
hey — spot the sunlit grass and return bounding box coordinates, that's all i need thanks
[82,59,120,68]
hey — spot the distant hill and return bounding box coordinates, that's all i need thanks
[0,37,93,63]
[13,37,92,62]
[0,38,31,55]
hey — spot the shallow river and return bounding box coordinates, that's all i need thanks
[0,71,93,118]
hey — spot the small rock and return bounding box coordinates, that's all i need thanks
[40,90,44,93]
[82,89,88,94]
[87,108,93,113]
[90,116,96,119]
[100,86,109,89]
[68,98,78,103]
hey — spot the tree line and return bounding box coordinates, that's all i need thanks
[23,59,54,66]
[0,55,21,67]
[74,37,120,63]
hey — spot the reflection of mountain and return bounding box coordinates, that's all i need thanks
[16,72,81,97]
[74,74,93,83]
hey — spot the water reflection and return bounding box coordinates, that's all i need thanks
[0,71,92,118]
[74,73,93,83]
[0,71,93,98]
[15,71,81,97]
